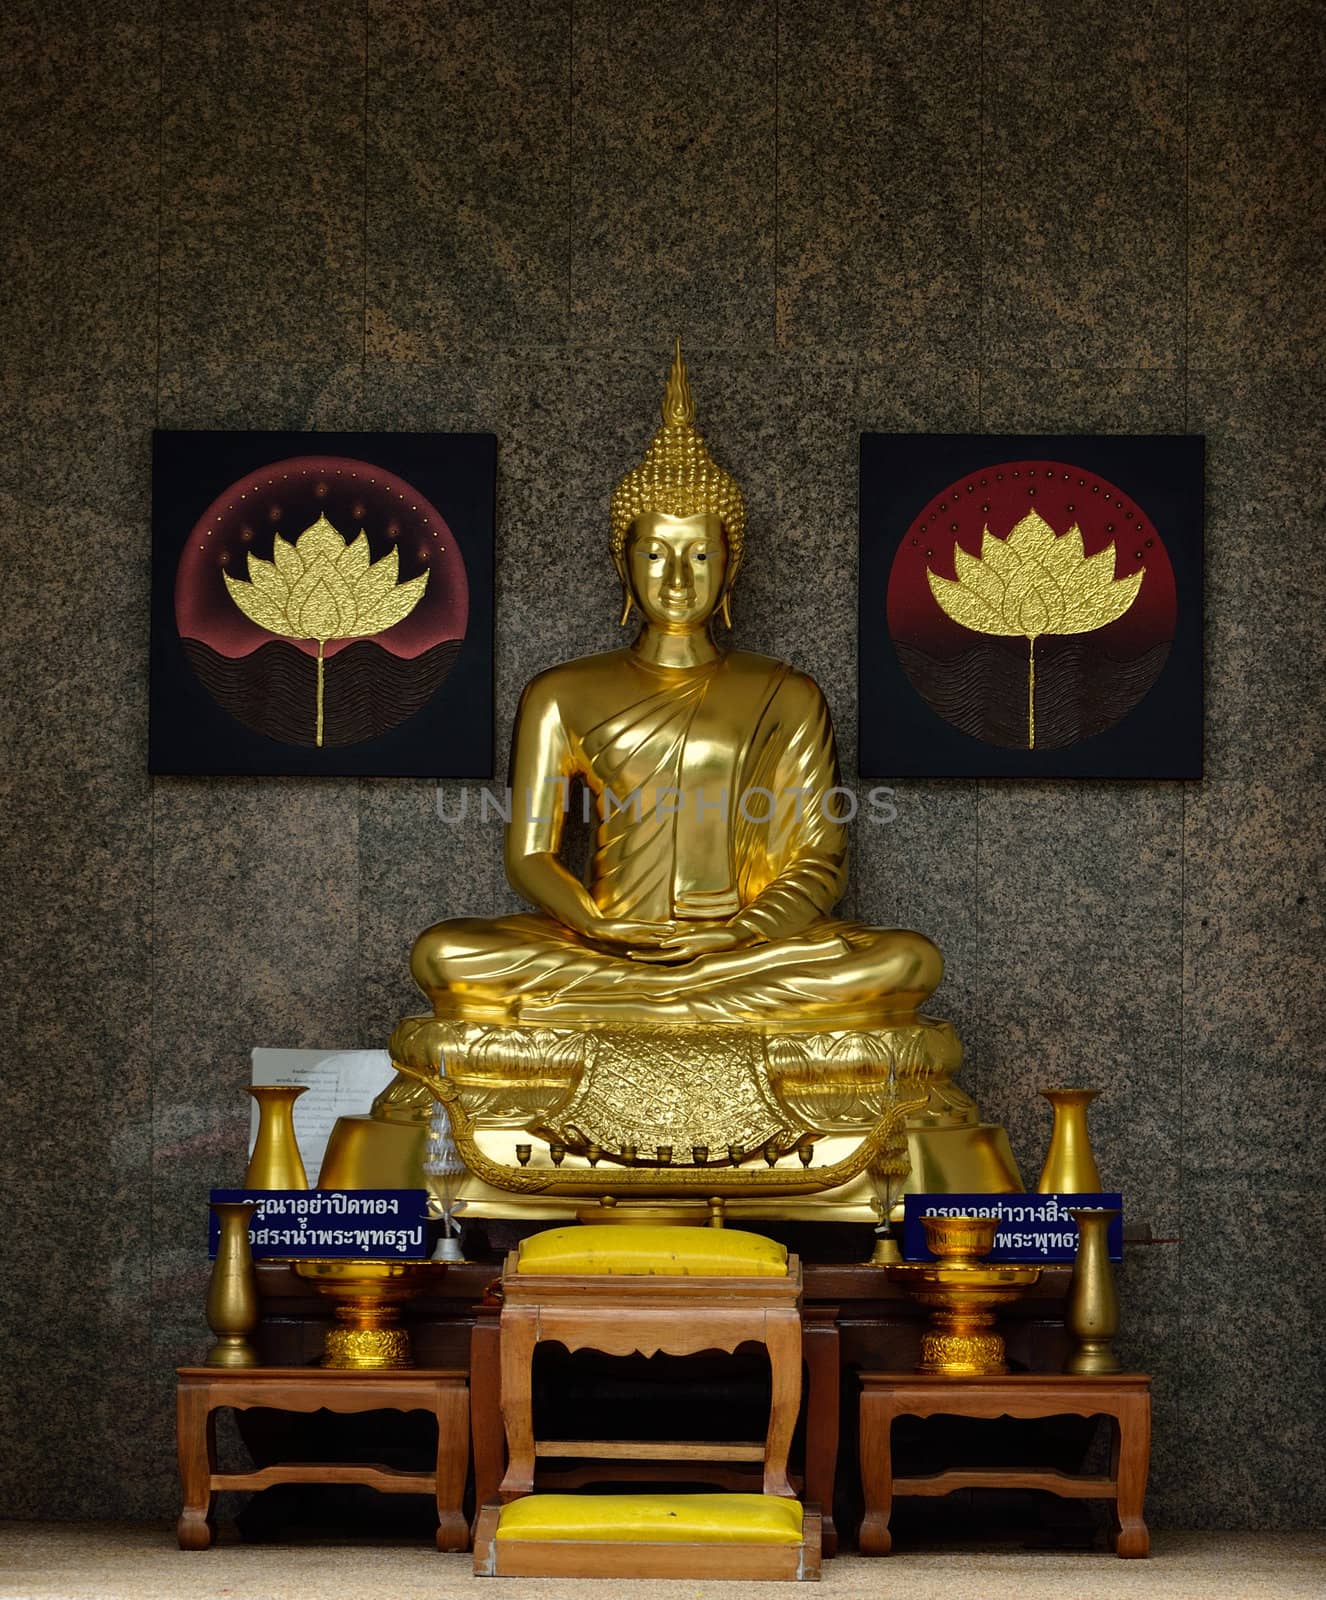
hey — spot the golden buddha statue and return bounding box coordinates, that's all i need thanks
[321,343,1020,1218]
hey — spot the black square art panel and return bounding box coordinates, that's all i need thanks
[859,434,1203,778]
[150,431,495,776]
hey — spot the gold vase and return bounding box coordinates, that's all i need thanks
[206,1201,260,1367]
[294,1260,446,1369]
[886,1214,1041,1376]
[246,1084,309,1189]
[1065,1206,1122,1374]
[1036,1087,1103,1193]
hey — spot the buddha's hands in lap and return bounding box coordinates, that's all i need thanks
[577,916,678,951]
[630,921,760,963]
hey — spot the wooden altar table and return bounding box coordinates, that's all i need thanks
[175,1365,469,1551]
[857,1371,1152,1558]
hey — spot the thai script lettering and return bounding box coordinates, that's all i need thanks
[922,1199,1068,1224]
[208,1189,431,1260]
[249,1225,425,1255]
[248,1193,405,1217]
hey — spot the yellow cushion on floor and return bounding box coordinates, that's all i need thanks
[515,1224,788,1277]
[494,1493,803,1544]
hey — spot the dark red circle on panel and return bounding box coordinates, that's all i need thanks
[885,460,1176,750]
[175,456,469,748]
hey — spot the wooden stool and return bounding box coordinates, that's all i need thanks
[857,1371,1151,1558]
[473,1250,819,1579]
[469,1290,843,1556]
[175,1365,470,1551]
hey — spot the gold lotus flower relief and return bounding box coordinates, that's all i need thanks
[224,513,428,745]
[926,510,1145,748]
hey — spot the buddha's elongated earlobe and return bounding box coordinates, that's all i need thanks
[619,591,635,628]
[720,591,733,630]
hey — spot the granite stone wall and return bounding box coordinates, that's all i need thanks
[2,0,1321,1528]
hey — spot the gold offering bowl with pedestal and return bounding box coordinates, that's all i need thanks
[886,1215,1041,1376]
[294,1260,447,1369]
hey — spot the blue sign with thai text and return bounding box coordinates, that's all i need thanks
[903,1193,1123,1263]
[208,1188,430,1259]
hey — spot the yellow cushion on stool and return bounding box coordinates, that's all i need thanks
[516,1224,788,1277]
[495,1493,804,1545]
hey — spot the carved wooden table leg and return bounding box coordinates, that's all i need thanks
[434,1374,471,1551]
[762,1306,801,1499]
[176,1377,216,1550]
[856,1387,894,1555]
[497,1304,539,1500]
[469,1304,503,1535]
[1112,1391,1151,1557]
[802,1304,840,1556]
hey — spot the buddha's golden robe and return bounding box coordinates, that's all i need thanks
[412,648,941,1025]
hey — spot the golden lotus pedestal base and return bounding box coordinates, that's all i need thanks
[294,1260,447,1370]
[319,1013,1023,1224]
[885,1214,1040,1377]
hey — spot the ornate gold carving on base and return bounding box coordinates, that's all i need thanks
[556,1024,790,1154]
[323,1321,414,1370]
[293,1260,446,1370]
[919,1328,1006,1374]
[409,1068,918,1206]
[886,1214,1040,1377]
[317,1010,1023,1221]
[393,1012,948,1164]
[764,1020,960,1132]
[382,1018,591,1127]
[1065,1206,1122,1375]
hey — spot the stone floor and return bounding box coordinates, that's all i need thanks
[1,1524,1323,1600]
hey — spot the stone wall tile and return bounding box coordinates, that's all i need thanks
[1188,370,1325,785]
[1183,778,1324,1178]
[156,362,366,432]
[160,0,366,367]
[0,771,152,1170]
[1177,1177,1326,1528]
[2,3,157,375]
[366,0,570,357]
[571,0,775,350]
[0,367,154,776]
[983,0,1185,368]
[980,367,1187,434]
[357,777,499,1048]
[977,784,1183,935]
[778,0,980,364]
[0,1365,176,1521]
[1189,3,1324,369]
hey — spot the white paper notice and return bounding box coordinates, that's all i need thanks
[249,1048,396,1177]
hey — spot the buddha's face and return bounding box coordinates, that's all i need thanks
[626,511,728,629]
